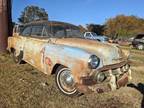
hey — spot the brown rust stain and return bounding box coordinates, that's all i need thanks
[7,34,131,89]
[45,57,52,66]
[71,59,90,83]
[54,38,127,65]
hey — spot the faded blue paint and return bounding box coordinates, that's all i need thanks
[42,44,93,69]
[45,44,91,60]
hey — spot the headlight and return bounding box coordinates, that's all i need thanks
[88,55,100,69]
[120,64,130,72]
[96,72,106,82]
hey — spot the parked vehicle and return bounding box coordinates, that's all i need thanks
[7,21,132,96]
[113,38,131,46]
[84,32,109,42]
[132,34,144,50]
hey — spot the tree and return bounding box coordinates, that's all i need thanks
[104,15,144,39]
[78,25,87,33]
[0,0,12,51]
[18,5,48,24]
[86,24,105,35]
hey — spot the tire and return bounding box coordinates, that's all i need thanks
[55,66,81,97]
[11,50,23,64]
[137,44,144,50]
[97,39,101,42]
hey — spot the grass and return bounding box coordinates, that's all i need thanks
[0,51,143,108]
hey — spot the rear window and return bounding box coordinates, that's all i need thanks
[31,25,43,36]
[21,26,31,36]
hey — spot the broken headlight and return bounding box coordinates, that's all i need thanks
[88,55,100,69]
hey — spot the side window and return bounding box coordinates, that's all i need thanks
[42,26,48,36]
[21,26,31,36]
[31,25,43,36]
[66,29,72,37]
[13,26,17,33]
[85,33,91,38]
[52,26,65,38]
[55,30,65,37]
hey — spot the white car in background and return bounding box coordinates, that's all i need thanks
[84,32,109,42]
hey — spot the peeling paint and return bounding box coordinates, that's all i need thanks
[7,27,132,93]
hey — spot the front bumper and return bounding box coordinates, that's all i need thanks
[76,61,132,93]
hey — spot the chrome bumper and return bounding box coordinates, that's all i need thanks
[76,61,132,93]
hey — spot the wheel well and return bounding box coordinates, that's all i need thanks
[10,48,15,53]
[51,64,63,75]
[10,48,24,59]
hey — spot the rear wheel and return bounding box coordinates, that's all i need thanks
[55,66,81,97]
[11,50,23,64]
[137,44,144,50]
[97,39,101,42]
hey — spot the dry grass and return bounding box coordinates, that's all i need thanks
[0,51,143,108]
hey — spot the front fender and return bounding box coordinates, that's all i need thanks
[43,44,92,82]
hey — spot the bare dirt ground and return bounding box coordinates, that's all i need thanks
[0,50,143,108]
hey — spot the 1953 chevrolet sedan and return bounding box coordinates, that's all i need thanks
[7,21,132,96]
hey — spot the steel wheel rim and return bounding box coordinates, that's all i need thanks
[57,68,76,94]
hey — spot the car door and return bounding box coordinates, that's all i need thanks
[24,24,50,72]
[13,25,31,58]
[85,32,92,39]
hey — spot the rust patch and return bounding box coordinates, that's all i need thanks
[80,76,96,85]
[7,22,132,95]
[40,47,45,64]
[117,73,128,88]
[98,61,128,72]
[45,57,52,66]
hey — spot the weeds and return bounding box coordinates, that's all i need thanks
[0,51,143,108]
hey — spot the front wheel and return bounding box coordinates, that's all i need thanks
[55,66,81,97]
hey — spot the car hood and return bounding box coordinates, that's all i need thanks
[52,38,127,65]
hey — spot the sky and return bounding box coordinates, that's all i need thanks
[12,0,144,25]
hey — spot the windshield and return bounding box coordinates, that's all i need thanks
[104,37,109,41]
[20,21,84,38]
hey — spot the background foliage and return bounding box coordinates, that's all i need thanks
[104,15,144,39]
[18,5,48,24]
[18,6,144,39]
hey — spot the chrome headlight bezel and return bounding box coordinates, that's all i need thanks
[88,55,100,69]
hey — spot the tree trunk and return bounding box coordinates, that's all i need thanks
[0,0,12,52]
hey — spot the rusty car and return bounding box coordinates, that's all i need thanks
[7,21,132,96]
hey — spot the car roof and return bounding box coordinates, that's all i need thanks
[23,20,79,30]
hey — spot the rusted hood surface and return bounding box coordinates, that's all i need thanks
[54,38,126,65]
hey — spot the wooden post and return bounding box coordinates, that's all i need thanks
[0,0,12,52]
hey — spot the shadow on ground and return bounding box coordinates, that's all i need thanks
[128,83,144,108]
